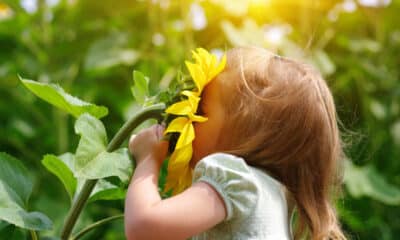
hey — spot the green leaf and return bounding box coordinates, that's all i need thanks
[88,188,126,203]
[344,160,400,205]
[131,70,150,105]
[45,152,122,200]
[42,154,77,201]
[74,114,133,182]
[0,153,52,230]
[76,149,133,182]
[74,113,108,166]
[0,208,52,231]
[84,34,140,74]
[0,153,32,206]
[19,77,108,119]
[310,50,336,76]
[0,223,26,240]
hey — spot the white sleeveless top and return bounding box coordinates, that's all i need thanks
[190,153,293,240]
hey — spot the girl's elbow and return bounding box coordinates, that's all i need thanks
[125,212,157,240]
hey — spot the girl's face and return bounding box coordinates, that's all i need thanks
[191,79,225,166]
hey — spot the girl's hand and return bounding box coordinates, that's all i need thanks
[129,124,168,166]
[125,124,226,240]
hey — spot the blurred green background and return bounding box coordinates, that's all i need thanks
[1,0,399,239]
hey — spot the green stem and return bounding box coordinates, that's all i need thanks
[30,230,38,240]
[71,214,124,240]
[60,103,165,240]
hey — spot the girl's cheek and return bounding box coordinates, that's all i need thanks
[192,124,208,161]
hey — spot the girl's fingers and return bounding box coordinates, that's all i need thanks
[128,125,168,162]
[129,124,166,150]
[128,134,137,154]
[129,134,137,143]
[155,124,165,140]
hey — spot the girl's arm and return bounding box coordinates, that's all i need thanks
[124,125,226,240]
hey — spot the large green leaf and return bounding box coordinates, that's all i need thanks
[74,113,108,165]
[19,77,108,119]
[131,70,150,105]
[41,154,77,201]
[344,160,400,205]
[0,153,52,230]
[75,149,132,182]
[74,114,133,182]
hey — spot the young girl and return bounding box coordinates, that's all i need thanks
[125,47,347,240]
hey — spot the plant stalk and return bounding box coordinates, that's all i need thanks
[60,103,165,240]
[30,230,38,240]
[71,214,124,240]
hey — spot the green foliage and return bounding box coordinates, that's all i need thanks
[74,114,132,181]
[1,0,399,239]
[19,77,109,119]
[0,222,26,240]
[43,152,127,204]
[88,188,126,203]
[42,154,77,201]
[344,160,400,205]
[131,70,150,106]
[84,33,140,75]
[0,153,52,231]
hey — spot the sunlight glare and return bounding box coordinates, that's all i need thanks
[0,3,13,20]
[358,0,391,7]
[249,0,270,6]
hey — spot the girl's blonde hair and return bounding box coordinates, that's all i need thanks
[214,47,346,240]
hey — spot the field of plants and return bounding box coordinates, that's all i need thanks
[0,0,399,239]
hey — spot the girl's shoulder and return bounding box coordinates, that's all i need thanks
[193,152,251,175]
[192,153,261,221]
[193,152,284,190]
[191,153,293,239]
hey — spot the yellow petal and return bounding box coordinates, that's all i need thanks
[164,164,193,195]
[197,48,212,68]
[164,117,189,134]
[185,61,206,93]
[207,54,217,79]
[176,122,195,149]
[181,90,199,98]
[167,161,187,172]
[192,50,205,69]
[210,53,227,80]
[163,176,176,194]
[164,145,193,193]
[181,91,200,111]
[189,113,208,122]
[169,144,193,165]
[187,49,227,95]
[176,166,193,194]
[165,100,192,115]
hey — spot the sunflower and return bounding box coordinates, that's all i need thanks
[163,48,226,194]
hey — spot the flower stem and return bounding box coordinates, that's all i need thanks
[60,103,165,240]
[71,214,124,240]
[30,230,38,240]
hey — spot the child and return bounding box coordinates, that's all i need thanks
[125,47,346,240]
